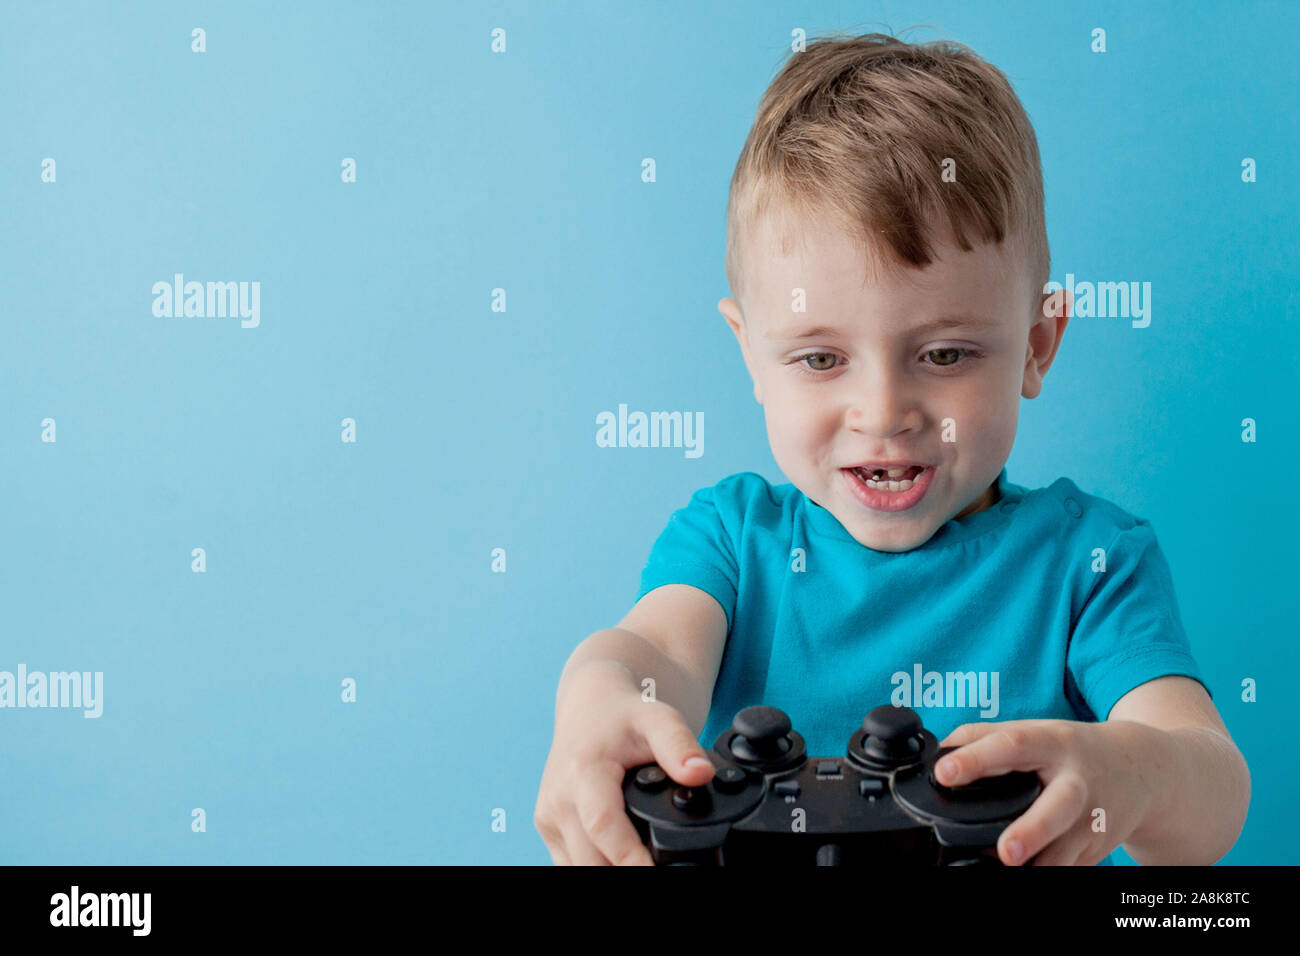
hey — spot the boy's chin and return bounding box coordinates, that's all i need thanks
[845,519,938,554]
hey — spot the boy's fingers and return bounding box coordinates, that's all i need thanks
[560,818,611,866]
[999,772,1088,866]
[575,766,654,866]
[938,724,1055,786]
[638,705,716,786]
[538,829,573,866]
[533,811,573,866]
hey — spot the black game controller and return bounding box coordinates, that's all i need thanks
[623,704,1042,865]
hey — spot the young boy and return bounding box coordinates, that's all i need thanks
[534,33,1249,866]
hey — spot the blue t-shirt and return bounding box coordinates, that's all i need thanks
[635,467,1209,866]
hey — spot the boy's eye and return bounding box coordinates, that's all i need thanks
[798,352,840,372]
[926,348,963,367]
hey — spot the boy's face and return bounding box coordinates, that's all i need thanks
[721,211,1069,553]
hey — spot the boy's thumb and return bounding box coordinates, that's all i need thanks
[638,706,716,786]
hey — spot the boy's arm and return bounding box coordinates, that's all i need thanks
[1107,675,1250,864]
[559,583,728,736]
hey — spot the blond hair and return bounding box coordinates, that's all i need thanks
[725,32,1049,316]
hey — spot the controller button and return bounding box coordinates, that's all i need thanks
[859,778,884,797]
[634,766,669,792]
[671,786,710,813]
[712,765,748,794]
[816,760,840,776]
[774,780,800,797]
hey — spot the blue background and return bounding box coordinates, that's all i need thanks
[1,0,1295,865]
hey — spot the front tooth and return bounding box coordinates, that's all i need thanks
[885,468,907,478]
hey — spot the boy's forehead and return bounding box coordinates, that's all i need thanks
[743,210,1028,332]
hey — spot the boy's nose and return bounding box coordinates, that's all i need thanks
[845,373,920,438]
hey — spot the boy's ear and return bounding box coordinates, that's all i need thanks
[718,296,763,405]
[1023,288,1071,399]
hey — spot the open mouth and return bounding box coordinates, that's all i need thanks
[850,464,926,491]
[841,464,935,512]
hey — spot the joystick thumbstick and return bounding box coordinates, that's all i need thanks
[861,705,924,766]
[713,706,806,773]
[729,706,792,763]
[717,705,805,771]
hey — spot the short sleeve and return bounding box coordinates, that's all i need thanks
[635,481,740,636]
[1067,520,1210,721]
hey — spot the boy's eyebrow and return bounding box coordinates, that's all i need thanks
[768,315,1000,340]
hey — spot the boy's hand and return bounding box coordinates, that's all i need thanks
[534,661,716,865]
[937,718,1160,866]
